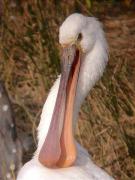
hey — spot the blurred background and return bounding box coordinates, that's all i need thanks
[0,0,135,179]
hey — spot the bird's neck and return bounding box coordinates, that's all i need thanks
[73,39,108,125]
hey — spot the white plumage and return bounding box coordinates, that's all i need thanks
[17,13,114,180]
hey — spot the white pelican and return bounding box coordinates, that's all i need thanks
[17,13,114,180]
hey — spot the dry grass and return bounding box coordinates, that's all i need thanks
[0,1,135,179]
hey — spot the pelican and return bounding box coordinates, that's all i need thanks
[17,13,114,180]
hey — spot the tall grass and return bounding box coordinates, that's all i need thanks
[0,0,135,179]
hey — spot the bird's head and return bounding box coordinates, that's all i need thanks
[59,13,97,53]
[38,13,108,169]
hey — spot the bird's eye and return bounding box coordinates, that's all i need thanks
[77,33,82,41]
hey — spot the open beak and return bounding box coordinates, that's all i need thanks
[38,45,81,168]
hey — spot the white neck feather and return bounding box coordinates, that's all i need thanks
[73,35,108,124]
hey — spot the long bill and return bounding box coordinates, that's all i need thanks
[38,45,81,168]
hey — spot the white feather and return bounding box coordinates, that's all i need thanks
[17,143,113,180]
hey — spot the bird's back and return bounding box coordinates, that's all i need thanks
[17,143,114,180]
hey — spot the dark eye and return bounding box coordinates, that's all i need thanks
[77,33,82,41]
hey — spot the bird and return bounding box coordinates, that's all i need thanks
[17,13,114,180]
